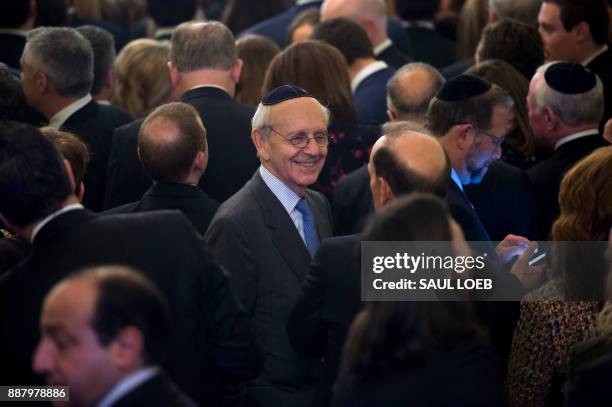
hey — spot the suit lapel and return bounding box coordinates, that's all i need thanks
[248,172,312,280]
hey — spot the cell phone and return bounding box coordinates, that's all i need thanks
[528,248,547,266]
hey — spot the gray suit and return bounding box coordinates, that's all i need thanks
[205,170,333,407]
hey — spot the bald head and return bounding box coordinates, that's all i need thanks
[386,63,445,123]
[321,0,388,46]
[138,102,207,184]
[369,122,449,208]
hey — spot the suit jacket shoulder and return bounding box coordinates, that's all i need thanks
[332,165,373,235]
[354,67,395,126]
[112,372,196,407]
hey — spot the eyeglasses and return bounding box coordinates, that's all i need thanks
[266,126,329,148]
[473,127,505,148]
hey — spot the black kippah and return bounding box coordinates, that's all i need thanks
[436,74,491,102]
[544,62,596,94]
[262,84,313,105]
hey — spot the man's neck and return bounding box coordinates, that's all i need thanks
[549,123,598,147]
[576,42,605,64]
[40,96,85,121]
[348,57,377,81]
[174,70,234,100]
[19,196,80,241]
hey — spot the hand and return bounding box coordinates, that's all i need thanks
[510,241,545,291]
[496,234,531,263]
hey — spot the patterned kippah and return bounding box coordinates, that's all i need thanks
[436,74,491,102]
[544,62,597,94]
[262,84,313,105]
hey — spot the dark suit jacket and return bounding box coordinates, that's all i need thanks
[586,47,612,130]
[287,234,361,407]
[61,100,133,212]
[239,1,323,48]
[446,179,492,242]
[332,340,504,407]
[402,26,456,69]
[465,161,536,241]
[104,183,219,236]
[0,209,263,406]
[205,170,334,407]
[0,32,26,70]
[376,43,412,70]
[354,66,395,126]
[111,371,196,407]
[526,133,608,239]
[0,236,30,276]
[332,165,373,235]
[105,87,258,208]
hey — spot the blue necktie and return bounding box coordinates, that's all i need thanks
[295,198,320,257]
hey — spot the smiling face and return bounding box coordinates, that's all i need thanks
[253,97,328,196]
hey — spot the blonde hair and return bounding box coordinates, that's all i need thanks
[111,39,172,118]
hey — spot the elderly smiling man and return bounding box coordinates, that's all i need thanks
[205,85,334,407]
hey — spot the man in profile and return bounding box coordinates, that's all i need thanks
[34,266,196,407]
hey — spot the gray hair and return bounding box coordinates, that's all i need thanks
[25,27,94,97]
[170,21,237,72]
[488,0,542,27]
[251,99,331,131]
[533,62,604,126]
[76,25,116,96]
[386,62,445,121]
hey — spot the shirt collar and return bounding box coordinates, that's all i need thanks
[154,27,174,40]
[0,29,27,37]
[30,203,84,243]
[189,84,229,93]
[373,38,392,56]
[97,367,160,407]
[351,60,389,92]
[296,0,320,5]
[582,45,608,66]
[450,168,464,192]
[259,165,302,215]
[48,94,92,130]
[554,129,599,151]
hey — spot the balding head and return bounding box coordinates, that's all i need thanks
[321,0,389,46]
[386,63,445,123]
[138,102,207,184]
[368,121,449,209]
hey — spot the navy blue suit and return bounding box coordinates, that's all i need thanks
[353,66,395,126]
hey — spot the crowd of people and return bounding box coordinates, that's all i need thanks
[0,0,611,406]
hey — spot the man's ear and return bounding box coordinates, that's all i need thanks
[361,19,377,45]
[63,159,77,193]
[193,150,208,172]
[230,58,244,85]
[251,129,270,161]
[453,124,475,151]
[387,109,396,122]
[168,61,181,88]
[379,176,394,207]
[574,21,591,44]
[543,106,557,130]
[110,326,144,372]
[37,72,49,95]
